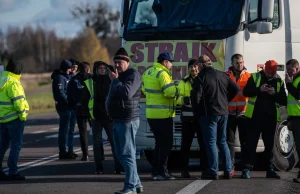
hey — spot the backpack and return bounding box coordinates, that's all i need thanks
[67,77,85,109]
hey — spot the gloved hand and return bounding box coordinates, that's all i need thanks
[183,96,191,105]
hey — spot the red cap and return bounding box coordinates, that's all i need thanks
[264,60,278,74]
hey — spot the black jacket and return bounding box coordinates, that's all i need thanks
[243,71,287,120]
[51,69,71,112]
[68,72,92,116]
[106,68,142,121]
[191,66,240,116]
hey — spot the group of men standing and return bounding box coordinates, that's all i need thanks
[1,47,300,194]
[142,52,300,184]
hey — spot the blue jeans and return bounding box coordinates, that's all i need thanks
[58,110,76,153]
[199,115,232,175]
[0,119,25,174]
[113,119,142,191]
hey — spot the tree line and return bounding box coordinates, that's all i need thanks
[0,1,121,73]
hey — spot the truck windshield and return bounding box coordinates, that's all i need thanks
[125,0,244,40]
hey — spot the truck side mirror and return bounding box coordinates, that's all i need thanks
[256,21,273,34]
[261,0,274,20]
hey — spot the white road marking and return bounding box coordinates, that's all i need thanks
[31,130,47,134]
[175,172,223,194]
[50,127,59,130]
[176,180,212,194]
[3,141,110,173]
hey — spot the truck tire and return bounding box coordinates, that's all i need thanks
[273,107,299,171]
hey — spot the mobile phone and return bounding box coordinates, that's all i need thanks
[107,65,115,73]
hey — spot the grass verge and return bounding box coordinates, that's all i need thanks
[26,92,56,115]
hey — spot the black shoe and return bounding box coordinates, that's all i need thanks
[8,173,25,181]
[156,172,176,181]
[0,171,8,181]
[68,151,78,158]
[59,152,76,160]
[223,172,233,179]
[293,171,300,183]
[201,171,219,180]
[136,186,144,193]
[81,156,89,161]
[181,171,191,178]
[266,169,281,179]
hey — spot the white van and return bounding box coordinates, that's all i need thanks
[119,0,299,171]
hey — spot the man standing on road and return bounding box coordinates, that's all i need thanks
[285,59,300,183]
[177,59,207,178]
[106,48,143,194]
[67,62,92,161]
[83,61,123,174]
[51,60,77,160]
[191,55,240,180]
[226,54,251,175]
[0,58,29,181]
[241,60,287,179]
[142,52,178,181]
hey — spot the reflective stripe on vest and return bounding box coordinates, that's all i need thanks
[85,79,95,120]
[244,73,282,121]
[287,76,300,116]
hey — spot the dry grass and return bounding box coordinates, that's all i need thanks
[26,92,56,115]
[21,72,52,89]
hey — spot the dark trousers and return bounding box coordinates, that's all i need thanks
[289,118,300,169]
[181,120,207,172]
[76,116,89,157]
[244,115,277,170]
[148,118,173,175]
[227,115,248,165]
[92,120,122,171]
[57,110,76,154]
[0,119,24,174]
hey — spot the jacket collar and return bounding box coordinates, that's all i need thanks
[227,66,247,75]
[154,62,171,75]
[2,71,21,80]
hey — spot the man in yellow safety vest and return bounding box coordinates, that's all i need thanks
[285,59,300,183]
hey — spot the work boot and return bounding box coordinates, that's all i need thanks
[59,152,76,160]
[115,188,137,194]
[266,169,281,179]
[241,169,251,179]
[223,172,233,180]
[68,151,78,158]
[0,171,8,181]
[8,173,26,181]
[95,162,103,175]
[293,171,300,183]
[201,171,219,180]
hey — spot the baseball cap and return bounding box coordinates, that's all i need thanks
[157,52,174,62]
[264,60,278,74]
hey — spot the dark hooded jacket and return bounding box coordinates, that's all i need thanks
[81,62,111,121]
[67,72,92,116]
[51,60,73,112]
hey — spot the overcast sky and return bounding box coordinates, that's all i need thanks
[0,0,120,38]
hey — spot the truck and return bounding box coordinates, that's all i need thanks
[119,0,299,171]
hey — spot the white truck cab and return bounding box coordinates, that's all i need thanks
[119,0,299,171]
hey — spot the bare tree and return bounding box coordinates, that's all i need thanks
[71,2,120,39]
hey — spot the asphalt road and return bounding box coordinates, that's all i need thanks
[0,112,299,194]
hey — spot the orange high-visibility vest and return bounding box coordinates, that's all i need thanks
[226,69,251,114]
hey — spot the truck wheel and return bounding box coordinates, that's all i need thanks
[273,107,299,171]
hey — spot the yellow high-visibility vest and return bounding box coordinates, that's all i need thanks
[84,78,95,120]
[287,76,300,116]
[244,72,282,121]
[142,62,178,119]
